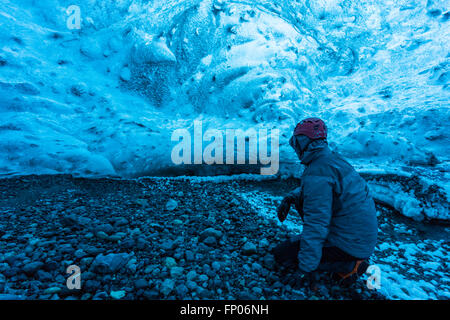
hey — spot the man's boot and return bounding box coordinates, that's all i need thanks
[332,260,370,287]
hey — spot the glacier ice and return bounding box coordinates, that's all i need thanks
[0,0,448,218]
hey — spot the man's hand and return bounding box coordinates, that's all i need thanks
[277,197,292,222]
[288,271,319,291]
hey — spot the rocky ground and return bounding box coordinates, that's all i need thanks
[0,175,448,300]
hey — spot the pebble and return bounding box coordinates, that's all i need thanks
[160,279,175,296]
[164,257,177,268]
[170,266,184,278]
[109,232,126,242]
[211,261,221,271]
[186,280,197,290]
[91,253,131,274]
[259,239,270,248]
[144,265,154,274]
[166,199,178,211]
[96,231,109,240]
[176,284,188,296]
[110,290,126,299]
[44,287,62,295]
[185,250,194,261]
[134,279,149,289]
[74,249,87,258]
[186,270,197,281]
[161,240,176,250]
[200,228,223,240]
[23,261,44,275]
[203,236,217,246]
[198,274,209,282]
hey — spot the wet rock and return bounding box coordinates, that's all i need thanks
[160,279,175,296]
[251,262,262,272]
[135,199,149,207]
[135,237,148,249]
[176,284,188,297]
[74,249,87,259]
[263,254,275,269]
[259,238,269,248]
[166,199,178,211]
[120,239,135,249]
[96,224,114,235]
[203,236,217,246]
[91,253,131,274]
[211,261,221,271]
[237,291,257,300]
[0,294,24,300]
[44,287,62,295]
[23,261,44,276]
[161,240,176,250]
[37,270,52,281]
[81,293,92,300]
[144,265,154,274]
[187,270,197,281]
[242,242,257,255]
[186,280,197,290]
[164,257,177,268]
[185,250,194,261]
[198,274,209,283]
[60,215,79,228]
[199,228,223,241]
[252,287,263,295]
[110,290,126,299]
[109,232,127,242]
[59,243,74,254]
[113,217,129,226]
[170,266,184,278]
[96,231,109,240]
[134,279,149,289]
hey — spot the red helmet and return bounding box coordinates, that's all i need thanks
[294,118,327,140]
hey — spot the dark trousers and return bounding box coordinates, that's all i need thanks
[272,236,360,274]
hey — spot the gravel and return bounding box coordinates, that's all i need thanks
[1,174,438,300]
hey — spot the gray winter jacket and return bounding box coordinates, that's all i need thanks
[290,141,378,273]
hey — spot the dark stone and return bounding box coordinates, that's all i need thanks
[185,250,194,261]
[161,240,176,250]
[143,290,159,299]
[23,262,44,276]
[96,224,114,235]
[91,253,131,274]
[203,236,217,246]
[84,279,101,292]
[134,279,148,289]
[36,270,52,281]
[237,291,258,300]
[175,284,188,297]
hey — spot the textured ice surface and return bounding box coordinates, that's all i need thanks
[0,1,449,216]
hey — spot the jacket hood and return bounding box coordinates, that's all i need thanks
[300,139,329,165]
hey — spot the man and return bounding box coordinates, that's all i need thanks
[274,118,378,287]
